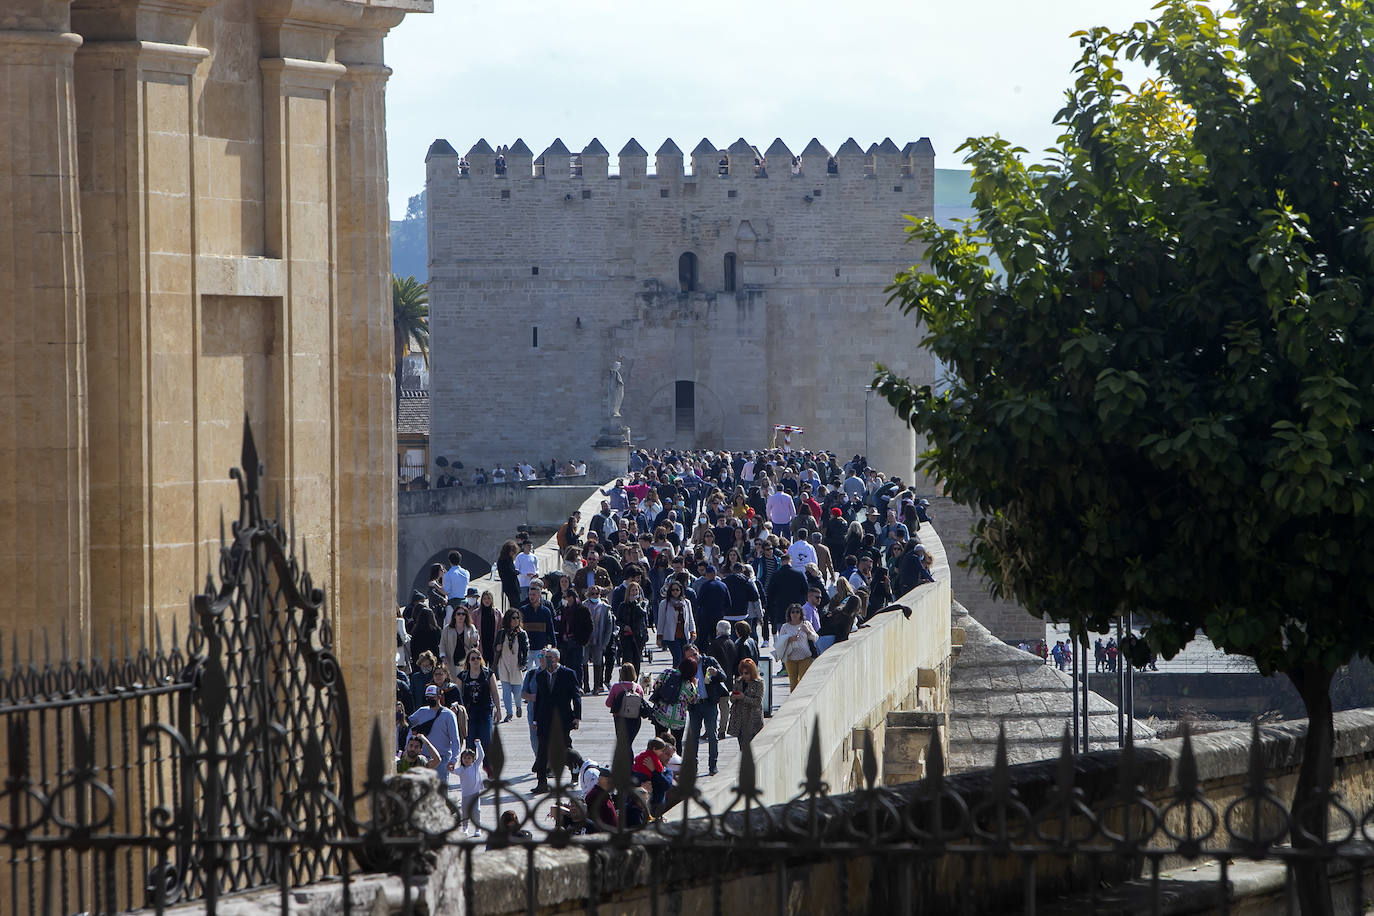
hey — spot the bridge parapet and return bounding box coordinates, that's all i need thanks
[699,518,954,809]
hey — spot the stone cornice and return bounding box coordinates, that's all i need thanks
[337,61,391,83]
[260,55,348,90]
[256,0,365,31]
[70,0,218,45]
[76,38,209,74]
[0,29,83,62]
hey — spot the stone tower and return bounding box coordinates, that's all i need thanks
[425,135,939,477]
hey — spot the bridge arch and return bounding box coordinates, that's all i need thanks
[406,546,493,604]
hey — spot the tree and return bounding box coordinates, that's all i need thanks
[392,274,429,404]
[874,3,1374,912]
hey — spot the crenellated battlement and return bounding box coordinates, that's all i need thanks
[426,135,935,182]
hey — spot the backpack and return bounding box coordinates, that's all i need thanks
[617,691,643,719]
[649,669,682,705]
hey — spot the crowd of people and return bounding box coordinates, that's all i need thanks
[427,458,590,489]
[393,446,939,832]
[1017,634,1160,673]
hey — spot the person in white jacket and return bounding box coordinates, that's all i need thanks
[772,603,819,691]
[655,580,696,668]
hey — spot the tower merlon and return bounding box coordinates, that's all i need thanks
[619,138,648,178]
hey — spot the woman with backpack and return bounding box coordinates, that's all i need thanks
[605,663,646,750]
[648,655,693,747]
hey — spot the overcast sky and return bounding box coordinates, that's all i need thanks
[382,0,1168,214]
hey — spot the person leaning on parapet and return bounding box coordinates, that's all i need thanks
[717,153,729,177]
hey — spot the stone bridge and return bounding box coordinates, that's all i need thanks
[396,479,597,603]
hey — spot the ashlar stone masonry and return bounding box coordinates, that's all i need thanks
[0,0,429,782]
[425,136,942,477]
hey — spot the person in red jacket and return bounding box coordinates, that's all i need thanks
[632,737,673,816]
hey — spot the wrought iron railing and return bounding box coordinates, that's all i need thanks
[0,420,353,914]
[328,713,1374,916]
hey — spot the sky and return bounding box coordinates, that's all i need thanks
[382,0,1170,215]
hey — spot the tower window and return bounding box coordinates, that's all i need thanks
[678,252,698,293]
[532,327,538,348]
[723,253,737,292]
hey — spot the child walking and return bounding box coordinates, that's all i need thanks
[455,739,485,836]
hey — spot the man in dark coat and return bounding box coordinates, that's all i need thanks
[531,647,582,793]
[897,542,935,594]
[765,562,809,631]
[694,565,732,642]
[722,562,760,627]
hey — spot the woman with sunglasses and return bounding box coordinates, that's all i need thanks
[458,648,501,750]
[772,603,819,691]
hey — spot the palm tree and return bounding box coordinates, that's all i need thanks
[392,274,429,403]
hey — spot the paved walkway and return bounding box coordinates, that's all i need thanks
[1044,622,1258,674]
[444,642,792,831]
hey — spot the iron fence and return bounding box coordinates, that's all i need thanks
[1,420,352,914]
[1,421,1370,915]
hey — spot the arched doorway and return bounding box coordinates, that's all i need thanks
[407,547,493,604]
[678,251,698,292]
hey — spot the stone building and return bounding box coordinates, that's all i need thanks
[424,136,942,479]
[0,0,427,770]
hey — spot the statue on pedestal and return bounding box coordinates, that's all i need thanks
[596,357,630,448]
[607,359,625,419]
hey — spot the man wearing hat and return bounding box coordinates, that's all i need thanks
[407,683,463,794]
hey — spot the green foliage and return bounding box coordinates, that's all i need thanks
[392,275,430,396]
[876,0,1374,680]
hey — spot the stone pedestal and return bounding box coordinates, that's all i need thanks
[590,424,631,480]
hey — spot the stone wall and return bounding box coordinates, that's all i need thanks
[697,516,954,810]
[0,0,429,787]
[927,495,1042,643]
[424,137,940,479]
[439,709,1374,915]
[396,479,596,603]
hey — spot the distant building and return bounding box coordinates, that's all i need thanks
[424,135,942,478]
[398,389,430,485]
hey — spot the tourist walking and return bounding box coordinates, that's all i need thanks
[606,662,646,750]
[492,609,528,722]
[727,658,765,750]
[773,604,818,691]
[458,649,500,750]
